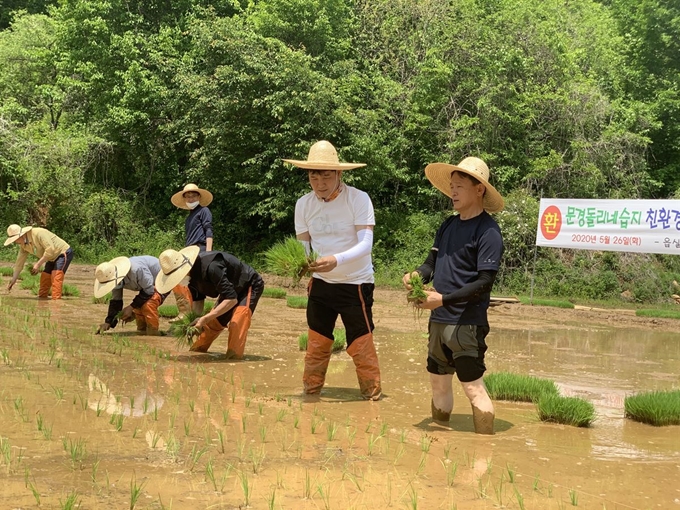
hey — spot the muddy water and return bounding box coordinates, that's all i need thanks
[0,265,678,509]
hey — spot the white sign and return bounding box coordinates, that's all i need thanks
[535,199,680,255]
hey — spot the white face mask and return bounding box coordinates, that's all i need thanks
[186,201,200,210]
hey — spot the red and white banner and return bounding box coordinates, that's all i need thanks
[536,199,680,254]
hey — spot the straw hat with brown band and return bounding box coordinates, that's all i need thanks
[171,184,214,210]
[424,157,504,213]
[93,257,132,298]
[283,140,366,171]
[4,224,33,246]
[155,246,200,294]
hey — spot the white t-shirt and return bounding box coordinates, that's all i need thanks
[295,185,375,284]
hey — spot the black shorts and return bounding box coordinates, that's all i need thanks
[426,322,489,382]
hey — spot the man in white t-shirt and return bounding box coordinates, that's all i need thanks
[283,140,381,400]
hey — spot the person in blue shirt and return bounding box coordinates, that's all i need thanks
[170,183,214,318]
[94,256,168,336]
[403,157,504,434]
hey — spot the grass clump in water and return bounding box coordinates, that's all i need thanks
[298,329,346,352]
[0,267,13,276]
[484,372,559,402]
[262,287,287,299]
[518,296,574,308]
[169,311,202,349]
[537,394,595,427]
[286,296,308,309]
[636,309,680,320]
[264,237,318,284]
[624,390,680,426]
[92,292,112,304]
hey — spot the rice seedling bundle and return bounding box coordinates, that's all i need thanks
[169,312,202,349]
[406,273,427,304]
[297,329,346,352]
[262,287,287,299]
[537,394,595,427]
[264,237,318,284]
[484,372,559,402]
[286,296,308,309]
[624,390,680,426]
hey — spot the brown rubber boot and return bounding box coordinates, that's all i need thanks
[189,318,224,352]
[38,272,52,299]
[139,292,162,331]
[171,284,193,322]
[471,405,494,435]
[431,399,451,423]
[303,330,334,394]
[50,270,65,300]
[145,327,161,336]
[225,306,252,360]
[346,333,382,401]
[133,309,147,332]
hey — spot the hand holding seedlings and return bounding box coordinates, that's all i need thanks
[95,323,111,335]
[120,305,135,324]
[308,256,337,273]
[405,273,428,304]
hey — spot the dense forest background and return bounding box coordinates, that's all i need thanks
[1,0,679,302]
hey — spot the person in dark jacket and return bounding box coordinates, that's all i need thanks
[155,246,264,359]
[94,256,168,336]
[170,183,214,319]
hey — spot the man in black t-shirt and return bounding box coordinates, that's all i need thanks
[155,246,264,359]
[403,157,504,434]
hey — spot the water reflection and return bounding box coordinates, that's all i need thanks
[87,373,164,417]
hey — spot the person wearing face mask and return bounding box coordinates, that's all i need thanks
[282,140,381,401]
[170,183,214,320]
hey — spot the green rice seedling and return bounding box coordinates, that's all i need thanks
[245,397,251,408]
[132,427,140,439]
[262,287,287,299]
[406,273,427,304]
[297,328,346,351]
[216,429,226,454]
[533,474,540,491]
[91,457,100,483]
[186,445,208,471]
[92,292,112,304]
[130,472,146,509]
[310,417,320,434]
[63,437,87,470]
[110,413,124,431]
[25,471,40,505]
[537,394,595,427]
[407,484,418,510]
[170,312,202,349]
[158,304,179,318]
[0,266,13,276]
[493,473,505,506]
[316,482,331,510]
[569,489,578,506]
[441,459,458,487]
[506,463,515,483]
[303,469,311,499]
[250,445,265,474]
[514,485,526,510]
[268,488,276,510]
[484,372,559,402]
[326,421,338,441]
[624,390,680,426]
[259,425,267,443]
[420,434,433,453]
[62,284,80,297]
[294,415,300,429]
[59,490,80,510]
[276,409,286,422]
[264,236,318,284]
[222,409,230,425]
[286,296,308,309]
[416,452,427,475]
[239,470,251,506]
[205,458,217,490]
[258,402,264,415]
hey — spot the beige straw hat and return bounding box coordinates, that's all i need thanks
[283,140,366,171]
[425,157,504,213]
[171,184,213,210]
[93,257,132,298]
[155,246,200,294]
[4,224,33,246]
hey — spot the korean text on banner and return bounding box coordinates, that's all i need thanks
[535,199,680,255]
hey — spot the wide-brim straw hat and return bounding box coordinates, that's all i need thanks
[425,157,504,213]
[283,140,366,171]
[171,183,213,210]
[4,224,33,246]
[155,246,200,294]
[93,257,132,298]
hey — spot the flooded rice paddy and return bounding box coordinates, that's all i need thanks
[0,265,678,509]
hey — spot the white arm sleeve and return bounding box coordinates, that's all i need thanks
[334,229,373,267]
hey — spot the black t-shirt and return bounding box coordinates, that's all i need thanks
[431,212,503,325]
[189,252,259,301]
